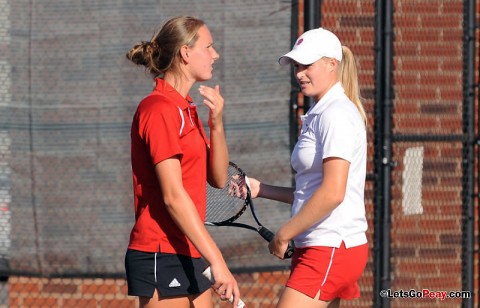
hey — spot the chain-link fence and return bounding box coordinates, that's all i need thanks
[388,1,467,307]
[0,0,478,307]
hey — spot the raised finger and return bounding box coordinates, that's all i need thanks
[198,85,216,100]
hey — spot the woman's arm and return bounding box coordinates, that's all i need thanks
[206,122,228,187]
[155,157,239,301]
[199,85,229,188]
[269,157,350,258]
[247,177,295,205]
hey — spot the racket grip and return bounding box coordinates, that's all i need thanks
[257,226,275,242]
[258,226,295,259]
[284,242,295,259]
[202,266,246,308]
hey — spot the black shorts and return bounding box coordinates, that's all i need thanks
[125,249,212,298]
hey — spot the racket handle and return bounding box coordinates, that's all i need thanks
[257,226,275,242]
[202,266,247,308]
[284,242,295,259]
[258,226,295,259]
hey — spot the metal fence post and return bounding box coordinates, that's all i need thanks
[373,0,394,307]
[462,0,476,307]
[303,0,321,112]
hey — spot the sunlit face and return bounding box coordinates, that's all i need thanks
[185,25,219,81]
[294,57,337,102]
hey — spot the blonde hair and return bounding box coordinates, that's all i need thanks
[126,16,205,78]
[339,46,367,125]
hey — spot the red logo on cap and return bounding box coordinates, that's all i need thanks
[297,38,303,45]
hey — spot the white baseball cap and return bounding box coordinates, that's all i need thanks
[278,28,342,66]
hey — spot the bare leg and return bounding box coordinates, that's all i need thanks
[277,287,338,308]
[191,289,213,308]
[139,288,213,308]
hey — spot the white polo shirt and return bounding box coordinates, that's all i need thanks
[291,82,367,249]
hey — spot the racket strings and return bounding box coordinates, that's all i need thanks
[206,164,248,223]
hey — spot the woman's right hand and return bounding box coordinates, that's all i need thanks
[227,175,261,200]
[210,262,240,305]
[199,85,224,131]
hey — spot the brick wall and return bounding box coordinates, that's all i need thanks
[389,1,467,307]
[8,276,135,308]
[6,272,290,308]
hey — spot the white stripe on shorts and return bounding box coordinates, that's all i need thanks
[154,252,157,283]
[321,247,336,287]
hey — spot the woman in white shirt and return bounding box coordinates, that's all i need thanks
[248,28,368,308]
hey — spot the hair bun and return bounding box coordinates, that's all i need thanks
[142,41,155,54]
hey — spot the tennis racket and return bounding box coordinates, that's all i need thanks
[205,161,294,259]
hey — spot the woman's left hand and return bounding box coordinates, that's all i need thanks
[199,85,224,129]
[268,234,289,260]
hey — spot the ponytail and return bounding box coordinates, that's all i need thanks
[340,46,367,126]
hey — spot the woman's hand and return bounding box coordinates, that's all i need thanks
[226,174,261,200]
[246,176,261,199]
[268,233,290,260]
[199,85,224,130]
[210,261,241,305]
